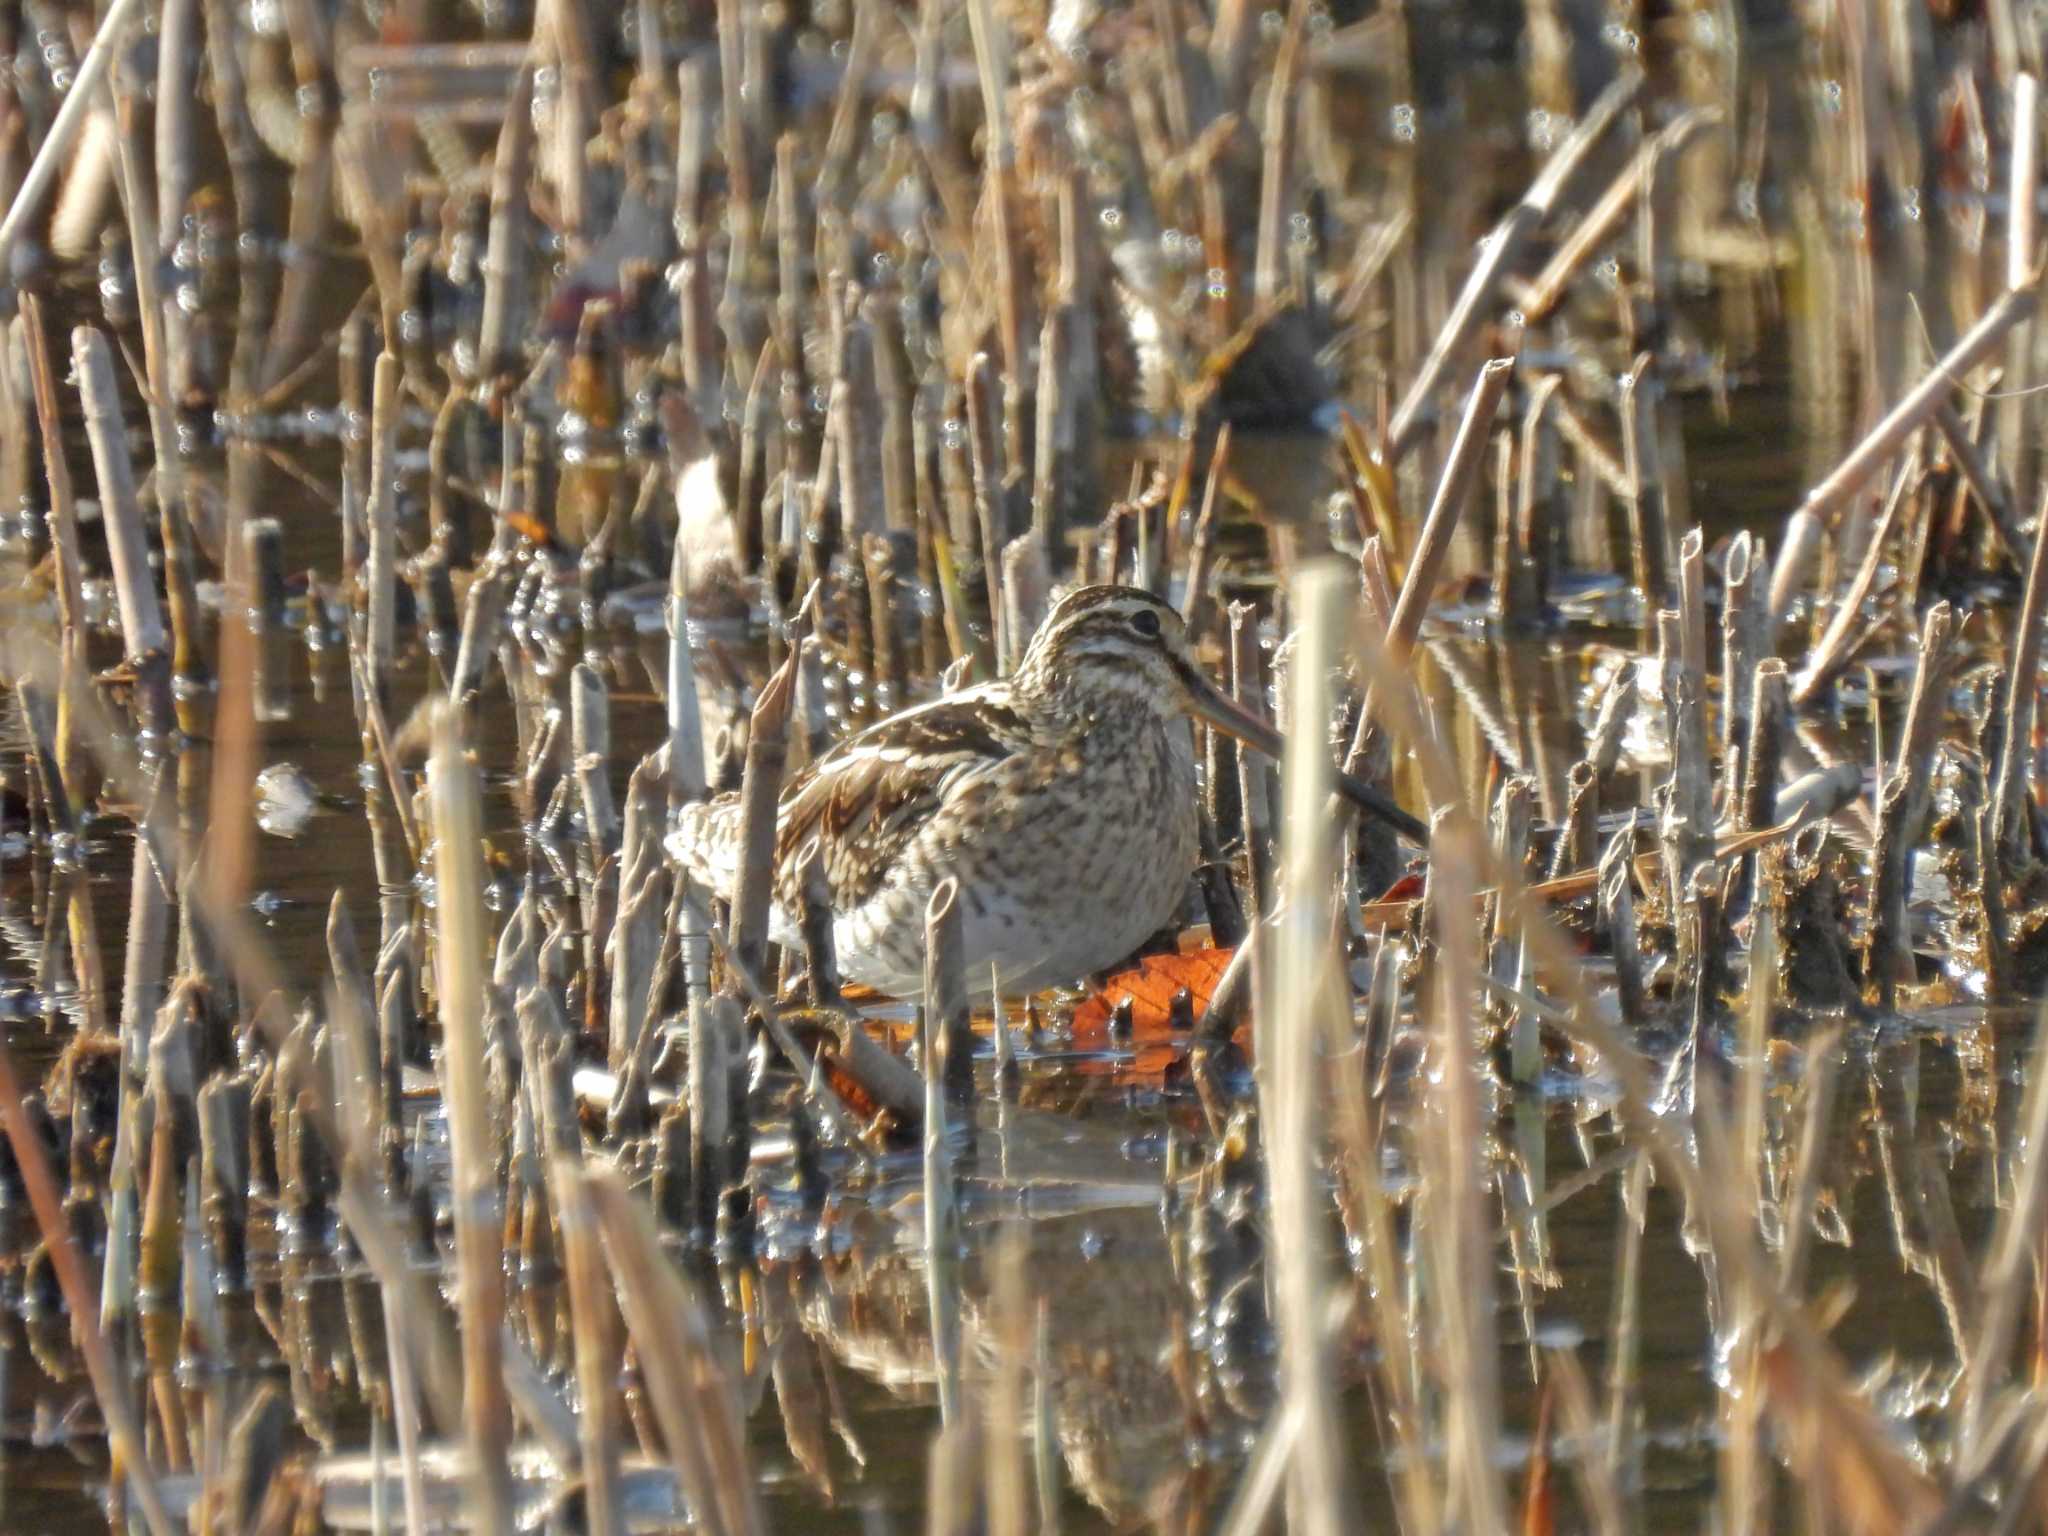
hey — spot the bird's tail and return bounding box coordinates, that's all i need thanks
[664,791,746,902]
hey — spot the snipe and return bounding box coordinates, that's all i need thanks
[666,584,1418,998]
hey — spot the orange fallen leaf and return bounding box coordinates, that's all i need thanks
[499,509,556,549]
[1070,946,1235,1043]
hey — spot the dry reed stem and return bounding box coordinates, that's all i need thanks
[1931,399,2027,559]
[427,706,517,1530]
[20,298,84,636]
[9,633,473,1447]
[0,0,146,271]
[73,326,172,731]
[1768,509,1825,634]
[0,1029,175,1535]
[1386,357,1515,656]
[1995,479,2048,859]
[1259,560,1355,1533]
[1869,603,1956,998]
[1252,0,1309,309]
[1327,1011,1437,1530]
[584,1164,765,1536]
[366,351,401,707]
[1386,70,1637,458]
[476,63,537,383]
[1519,107,1721,323]
[923,877,966,1427]
[1792,442,1921,705]
[554,1167,624,1536]
[1338,595,1937,1523]
[105,88,178,522]
[985,1223,1030,1536]
[1420,796,1508,1531]
[1798,274,2041,528]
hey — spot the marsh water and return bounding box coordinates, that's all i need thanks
[0,352,2012,1533]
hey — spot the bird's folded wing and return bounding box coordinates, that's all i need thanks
[775,689,1040,908]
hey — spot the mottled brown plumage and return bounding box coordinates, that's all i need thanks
[666,585,1242,998]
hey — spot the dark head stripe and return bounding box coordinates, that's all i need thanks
[1047,584,1177,622]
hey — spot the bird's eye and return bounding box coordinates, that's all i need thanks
[1128,609,1162,639]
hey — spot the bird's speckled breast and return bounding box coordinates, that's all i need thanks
[832,714,1202,997]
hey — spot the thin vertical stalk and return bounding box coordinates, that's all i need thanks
[1996,483,2048,859]
[73,325,174,740]
[1258,561,1355,1534]
[1870,603,1956,1003]
[476,64,537,384]
[366,352,401,711]
[427,708,516,1531]
[923,879,966,1426]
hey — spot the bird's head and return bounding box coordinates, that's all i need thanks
[1014,585,1290,757]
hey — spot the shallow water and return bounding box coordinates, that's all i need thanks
[0,371,2022,1532]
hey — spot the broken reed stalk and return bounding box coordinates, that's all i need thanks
[582,1165,765,1536]
[1995,480,2048,860]
[476,64,537,385]
[73,325,175,740]
[1797,273,2042,530]
[0,0,147,273]
[1385,71,1637,459]
[1720,532,1763,784]
[427,707,517,1532]
[1517,107,1719,324]
[0,1028,176,1535]
[1258,560,1355,1535]
[366,351,402,709]
[552,1168,623,1536]
[1386,358,1515,655]
[729,631,800,981]
[21,297,84,637]
[1869,603,1955,1002]
[922,878,966,1427]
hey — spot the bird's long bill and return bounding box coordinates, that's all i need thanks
[1183,673,1287,760]
[1183,668,1432,846]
